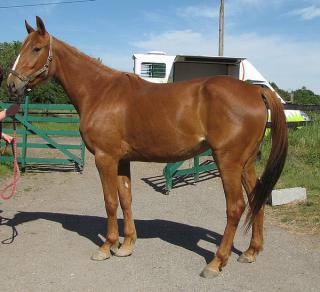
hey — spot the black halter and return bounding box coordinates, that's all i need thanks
[9,35,53,89]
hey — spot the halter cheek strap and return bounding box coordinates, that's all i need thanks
[9,35,53,88]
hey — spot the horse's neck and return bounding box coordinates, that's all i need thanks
[52,38,117,116]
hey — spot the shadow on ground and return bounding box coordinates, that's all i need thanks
[1,211,241,263]
[142,167,220,195]
[24,163,82,173]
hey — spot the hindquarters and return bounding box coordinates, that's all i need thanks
[199,76,287,232]
[199,77,270,277]
[200,78,287,224]
[200,77,268,161]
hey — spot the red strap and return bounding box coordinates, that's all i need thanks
[0,122,20,200]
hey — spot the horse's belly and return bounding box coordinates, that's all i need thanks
[125,138,210,163]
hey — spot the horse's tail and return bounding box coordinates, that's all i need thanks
[245,89,288,229]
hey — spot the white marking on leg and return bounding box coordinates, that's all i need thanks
[124,182,129,189]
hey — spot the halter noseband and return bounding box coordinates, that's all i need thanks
[9,35,53,88]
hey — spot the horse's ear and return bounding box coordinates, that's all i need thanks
[25,20,35,34]
[36,16,46,35]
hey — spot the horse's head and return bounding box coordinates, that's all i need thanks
[7,16,53,100]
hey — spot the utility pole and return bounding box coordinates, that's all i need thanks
[219,0,224,56]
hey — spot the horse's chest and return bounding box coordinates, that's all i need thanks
[79,122,117,154]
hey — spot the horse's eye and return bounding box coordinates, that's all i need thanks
[33,47,41,53]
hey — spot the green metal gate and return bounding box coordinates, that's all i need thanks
[163,149,217,194]
[0,96,85,171]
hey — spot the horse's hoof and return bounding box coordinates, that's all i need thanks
[200,267,220,278]
[110,241,120,254]
[91,249,111,261]
[115,245,134,257]
[237,253,255,263]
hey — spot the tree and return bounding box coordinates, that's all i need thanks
[271,82,320,105]
[293,87,320,105]
[270,82,291,102]
[0,41,21,101]
[0,41,69,103]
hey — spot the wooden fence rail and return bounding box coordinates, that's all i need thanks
[284,104,320,111]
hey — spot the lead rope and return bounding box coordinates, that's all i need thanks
[0,120,20,200]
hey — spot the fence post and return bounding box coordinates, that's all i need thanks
[80,139,85,171]
[193,155,200,183]
[21,96,29,171]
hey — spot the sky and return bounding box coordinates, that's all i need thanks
[0,0,319,93]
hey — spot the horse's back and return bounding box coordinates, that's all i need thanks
[135,75,268,135]
[117,75,268,161]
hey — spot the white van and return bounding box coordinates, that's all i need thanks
[133,52,309,122]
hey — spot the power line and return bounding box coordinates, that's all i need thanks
[0,0,96,9]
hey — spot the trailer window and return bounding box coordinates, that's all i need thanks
[141,62,166,78]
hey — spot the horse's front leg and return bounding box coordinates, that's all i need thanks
[115,160,137,257]
[91,152,120,260]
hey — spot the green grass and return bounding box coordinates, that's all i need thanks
[1,120,79,140]
[0,164,11,176]
[258,113,320,233]
[0,153,13,176]
[0,142,15,175]
[32,122,79,132]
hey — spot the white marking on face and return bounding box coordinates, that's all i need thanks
[12,54,21,71]
[8,54,21,78]
[124,182,129,189]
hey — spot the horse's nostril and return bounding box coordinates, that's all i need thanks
[8,81,17,95]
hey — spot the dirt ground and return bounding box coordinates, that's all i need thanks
[0,150,319,292]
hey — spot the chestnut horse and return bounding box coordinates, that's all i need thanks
[7,17,288,278]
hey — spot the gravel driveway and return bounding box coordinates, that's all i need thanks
[0,151,319,292]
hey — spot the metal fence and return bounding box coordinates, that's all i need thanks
[0,96,85,172]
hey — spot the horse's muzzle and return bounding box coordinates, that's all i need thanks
[8,81,17,96]
[8,80,26,100]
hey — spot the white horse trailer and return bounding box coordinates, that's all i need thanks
[133,52,309,122]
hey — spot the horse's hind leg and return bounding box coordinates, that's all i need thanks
[115,160,137,257]
[238,159,264,263]
[91,153,120,261]
[201,152,245,278]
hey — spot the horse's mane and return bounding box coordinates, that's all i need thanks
[55,36,121,75]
